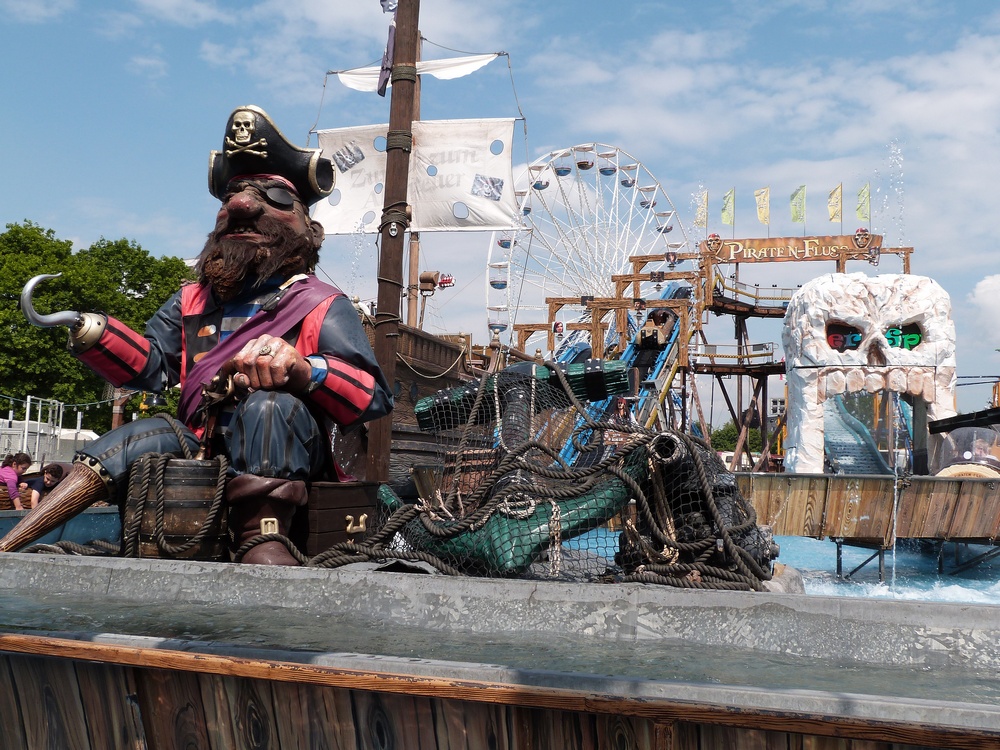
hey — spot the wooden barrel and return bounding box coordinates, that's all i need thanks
[123,457,229,561]
[0,486,31,511]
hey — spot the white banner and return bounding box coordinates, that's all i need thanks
[313,118,519,234]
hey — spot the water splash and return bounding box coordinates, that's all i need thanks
[689,182,708,232]
[871,140,905,247]
[344,223,373,297]
[887,139,905,247]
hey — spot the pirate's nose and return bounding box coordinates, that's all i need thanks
[225,186,264,213]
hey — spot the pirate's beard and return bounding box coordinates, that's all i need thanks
[196,215,317,302]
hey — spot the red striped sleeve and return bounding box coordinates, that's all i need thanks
[308,355,376,425]
[77,317,151,387]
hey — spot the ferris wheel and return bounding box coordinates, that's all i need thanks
[485,143,690,350]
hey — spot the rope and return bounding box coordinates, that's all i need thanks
[122,452,229,559]
[396,348,466,379]
[390,65,417,84]
[385,129,412,152]
[232,533,308,565]
[15,363,773,590]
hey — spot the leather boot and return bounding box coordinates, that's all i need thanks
[226,474,309,565]
[0,462,108,552]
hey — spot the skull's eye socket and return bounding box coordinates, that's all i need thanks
[826,323,862,352]
[263,187,297,210]
[884,323,922,350]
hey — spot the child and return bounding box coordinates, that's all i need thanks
[0,453,32,511]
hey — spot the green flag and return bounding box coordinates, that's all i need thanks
[828,184,842,222]
[856,182,870,222]
[754,187,770,225]
[721,188,735,225]
[790,185,806,223]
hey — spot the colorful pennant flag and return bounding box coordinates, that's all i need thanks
[828,183,842,222]
[790,185,806,223]
[754,187,770,225]
[856,182,870,222]
[693,190,708,228]
[721,188,735,226]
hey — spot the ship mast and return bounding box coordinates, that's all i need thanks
[405,35,422,327]
[367,0,420,482]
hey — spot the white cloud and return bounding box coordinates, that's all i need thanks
[0,0,73,22]
[967,276,1000,350]
[128,54,168,80]
[95,11,145,39]
[131,0,229,26]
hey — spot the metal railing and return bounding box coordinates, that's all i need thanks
[713,272,798,307]
[690,342,778,366]
[0,396,79,464]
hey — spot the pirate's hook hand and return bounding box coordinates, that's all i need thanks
[21,273,107,352]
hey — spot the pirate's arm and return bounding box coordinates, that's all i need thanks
[20,273,161,388]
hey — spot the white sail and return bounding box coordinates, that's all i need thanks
[335,53,500,92]
[314,118,519,234]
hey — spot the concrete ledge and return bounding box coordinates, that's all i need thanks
[2,553,1000,671]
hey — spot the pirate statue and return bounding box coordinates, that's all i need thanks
[0,105,393,565]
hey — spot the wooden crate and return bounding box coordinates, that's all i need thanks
[292,481,380,556]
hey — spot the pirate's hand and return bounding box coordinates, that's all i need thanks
[231,335,311,393]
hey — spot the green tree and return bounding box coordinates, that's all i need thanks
[0,222,193,432]
[710,420,762,452]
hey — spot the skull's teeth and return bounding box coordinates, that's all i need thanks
[816,367,935,402]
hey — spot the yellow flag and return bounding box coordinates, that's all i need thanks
[790,185,806,223]
[856,182,870,222]
[721,188,735,225]
[693,190,708,228]
[754,187,770,225]
[828,183,842,221]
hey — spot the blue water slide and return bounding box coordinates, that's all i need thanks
[556,283,689,464]
[823,396,893,475]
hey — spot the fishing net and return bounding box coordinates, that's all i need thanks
[316,358,777,590]
[13,358,777,591]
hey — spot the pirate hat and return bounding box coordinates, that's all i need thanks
[209,105,335,207]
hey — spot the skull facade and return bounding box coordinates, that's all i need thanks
[781,273,956,473]
[231,111,256,144]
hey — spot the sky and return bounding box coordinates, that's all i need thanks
[2,0,1000,416]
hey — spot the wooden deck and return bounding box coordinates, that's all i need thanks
[739,472,1000,547]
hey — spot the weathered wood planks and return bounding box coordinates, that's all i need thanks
[740,473,1000,546]
[0,634,996,749]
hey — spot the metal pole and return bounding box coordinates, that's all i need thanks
[367,0,420,483]
[22,396,30,453]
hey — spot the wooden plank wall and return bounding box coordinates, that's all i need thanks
[0,651,978,749]
[739,473,1000,546]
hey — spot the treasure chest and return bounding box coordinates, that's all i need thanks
[290,480,379,556]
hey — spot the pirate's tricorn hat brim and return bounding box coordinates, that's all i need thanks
[209,105,335,207]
